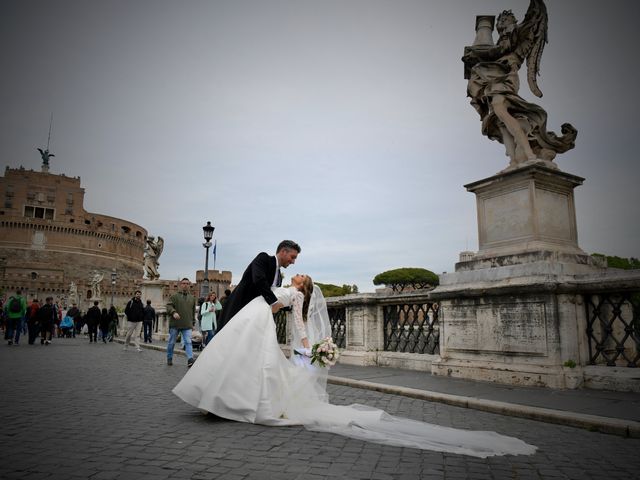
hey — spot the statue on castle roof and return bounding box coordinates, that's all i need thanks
[462,0,577,170]
[37,148,55,167]
[144,236,164,280]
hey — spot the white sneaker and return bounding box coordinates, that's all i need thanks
[136,347,142,352]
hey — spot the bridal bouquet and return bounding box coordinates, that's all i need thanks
[310,337,340,367]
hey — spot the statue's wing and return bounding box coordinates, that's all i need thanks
[521,0,548,98]
[156,237,164,256]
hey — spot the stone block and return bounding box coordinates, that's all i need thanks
[464,164,584,258]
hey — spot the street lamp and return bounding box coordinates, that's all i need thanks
[110,269,117,307]
[201,221,215,298]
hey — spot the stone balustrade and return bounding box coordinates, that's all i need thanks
[114,277,640,392]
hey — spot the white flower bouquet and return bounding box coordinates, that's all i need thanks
[310,336,340,367]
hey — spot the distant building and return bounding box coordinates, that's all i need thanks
[0,165,147,308]
[195,269,232,298]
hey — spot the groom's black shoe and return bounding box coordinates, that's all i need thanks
[167,358,172,366]
[187,357,195,368]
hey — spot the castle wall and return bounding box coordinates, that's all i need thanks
[0,166,147,308]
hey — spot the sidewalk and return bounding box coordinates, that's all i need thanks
[328,364,640,438]
[126,339,640,438]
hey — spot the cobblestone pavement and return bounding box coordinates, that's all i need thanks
[1,338,638,480]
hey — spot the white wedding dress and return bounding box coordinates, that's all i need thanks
[173,286,536,458]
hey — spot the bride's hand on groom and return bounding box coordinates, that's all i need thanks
[271,302,284,314]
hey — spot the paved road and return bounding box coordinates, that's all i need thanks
[1,337,638,479]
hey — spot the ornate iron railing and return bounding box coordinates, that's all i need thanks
[383,302,439,354]
[274,309,287,344]
[586,292,640,367]
[328,307,346,348]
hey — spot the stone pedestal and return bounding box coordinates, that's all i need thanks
[429,164,634,389]
[140,280,166,313]
[141,280,168,340]
[466,163,585,258]
[86,297,103,310]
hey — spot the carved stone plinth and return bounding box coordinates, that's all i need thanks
[140,280,166,313]
[465,163,585,259]
[86,297,103,310]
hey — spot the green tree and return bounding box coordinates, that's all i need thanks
[315,282,355,298]
[373,267,439,293]
[591,253,640,270]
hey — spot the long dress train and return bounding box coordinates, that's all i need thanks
[172,287,536,458]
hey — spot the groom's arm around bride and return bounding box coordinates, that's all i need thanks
[216,240,301,332]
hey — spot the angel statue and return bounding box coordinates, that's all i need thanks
[144,236,164,280]
[90,271,104,299]
[462,0,577,169]
[37,148,55,167]
[68,281,78,306]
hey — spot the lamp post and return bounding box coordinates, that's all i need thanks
[201,221,215,298]
[110,269,117,307]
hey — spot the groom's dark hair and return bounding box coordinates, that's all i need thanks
[277,240,301,253]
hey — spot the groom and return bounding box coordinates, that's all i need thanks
[216,240,301,332]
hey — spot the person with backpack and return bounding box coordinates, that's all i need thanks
[123,290,144,351]
[200,292,222,346]
[4,290,27,345]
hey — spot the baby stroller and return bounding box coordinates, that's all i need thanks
[191,328,204,351]
[59,315,74,338]
[181,327,204,352]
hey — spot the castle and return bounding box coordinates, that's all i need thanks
[0,164,147,307]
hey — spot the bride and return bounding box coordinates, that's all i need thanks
[172,275,536,458]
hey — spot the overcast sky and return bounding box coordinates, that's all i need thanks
[2,0,639,291]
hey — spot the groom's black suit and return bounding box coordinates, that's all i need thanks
[216,252,281,332]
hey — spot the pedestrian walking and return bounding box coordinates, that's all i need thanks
[166,278,196,367]
[36,297,58,345]
[107,306,118,342]
[123,291,144,351]
[85,301,101,343]
[142,300,156,343]
[27,299,41,345]
[66,303,81,338]
[4,290,27,345]
[200,292,222,346]
[99,308,110,343]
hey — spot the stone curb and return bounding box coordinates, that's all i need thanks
[327,376,640,439]
[118,339,640,439]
